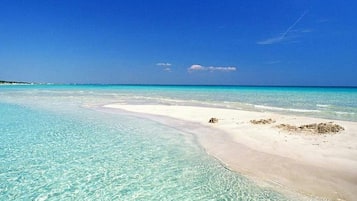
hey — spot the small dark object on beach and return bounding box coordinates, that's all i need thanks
[209,118,219,123]
[250,118,276,125]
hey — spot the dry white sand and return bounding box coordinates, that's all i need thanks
[103,104,357,200]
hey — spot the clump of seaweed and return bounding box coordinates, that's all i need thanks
[250,118,276,125]
[277,122,344,134]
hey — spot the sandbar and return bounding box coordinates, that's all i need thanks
[102,104,357,200]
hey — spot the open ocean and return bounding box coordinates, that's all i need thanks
[1,85,356,200]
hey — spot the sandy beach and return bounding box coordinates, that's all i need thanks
[103,103,357,200]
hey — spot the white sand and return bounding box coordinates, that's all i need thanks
[103,104,357,200]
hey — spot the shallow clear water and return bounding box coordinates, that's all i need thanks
[1,84,354,200]
[1,85,356,121]
[0,102,290,200]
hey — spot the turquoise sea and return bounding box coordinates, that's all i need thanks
[1,85,356,200]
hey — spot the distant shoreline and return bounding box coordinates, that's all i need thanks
[57,84,357,88]
[0,80,32,85]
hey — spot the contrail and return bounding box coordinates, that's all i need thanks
[257,10,309,45]
[280,10,309,39]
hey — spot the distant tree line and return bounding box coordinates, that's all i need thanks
[0,80,30,84]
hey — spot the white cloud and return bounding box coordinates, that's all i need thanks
[156,62,172,67]
[156,62,172,72]
[163,67,171,72]
[188,64,236,72]
[189,64,205,71]
[257,10,309,45]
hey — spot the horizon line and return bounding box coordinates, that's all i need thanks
[2,81,356,88]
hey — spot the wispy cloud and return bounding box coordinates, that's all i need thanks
[156,62,172,72]
[156,62,172,67]
[163,67,171,72]
[188,64,236,72]
[257,10,309,45]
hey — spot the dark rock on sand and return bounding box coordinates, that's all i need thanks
[209,118,219,123]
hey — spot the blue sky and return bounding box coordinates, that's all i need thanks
[0,0,356,86]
